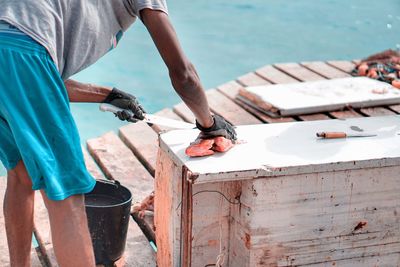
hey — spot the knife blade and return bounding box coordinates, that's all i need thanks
[316,132,377,139]
[100,103,195,130]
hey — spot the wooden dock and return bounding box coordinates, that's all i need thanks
[1,60,400,266]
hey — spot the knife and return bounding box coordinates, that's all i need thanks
[316,132,377,139]
[100,103,195,130]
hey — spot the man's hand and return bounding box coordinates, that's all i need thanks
[196,115,237,141]
[103,88,145,122]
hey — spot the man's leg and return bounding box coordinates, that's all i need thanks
[41,191,95,267]
[4,161,34,267]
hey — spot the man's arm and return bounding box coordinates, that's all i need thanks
[64,79,112,103]
[140,9,214,128]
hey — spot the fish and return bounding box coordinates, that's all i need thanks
[185,137,234,157]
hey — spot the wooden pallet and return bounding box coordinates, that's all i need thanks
[2,60,399,266]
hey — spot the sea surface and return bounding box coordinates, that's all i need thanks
[0,0,399,175]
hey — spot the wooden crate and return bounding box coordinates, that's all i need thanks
[155,115,400,267]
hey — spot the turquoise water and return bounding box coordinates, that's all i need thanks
[0,0,399,175]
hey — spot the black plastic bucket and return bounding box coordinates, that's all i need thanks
[85,180,132,265]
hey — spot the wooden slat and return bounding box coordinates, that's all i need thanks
[116,220,156,267]
[301,61,350,79]
[274,62,325,82]
[326,60,355,73]
[152,108,185,133]
[359,107,397,117]
[217,80,243,100]
[388,105,400,114]
[87,132,153,204]
[173,102,196,123]
[0,178,43,266]
[330,109,363,119]
[218,81,295,124]
[256,65,298,84]
[206,89,262,125]
[298,113,331,121]
[82,147,104,180]
[119,122,159,177]
[236,72,271,87]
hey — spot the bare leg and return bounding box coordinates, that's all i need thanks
[41,191,95,267]
[4,161,34,267]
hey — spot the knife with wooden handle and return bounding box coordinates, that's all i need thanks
[316,132,377,139]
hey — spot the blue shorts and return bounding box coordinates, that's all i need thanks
[0,33,96,200]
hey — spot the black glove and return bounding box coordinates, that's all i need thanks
[103,88,145,122]
[196,114,237,141]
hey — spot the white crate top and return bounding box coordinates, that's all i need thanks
[159,115,400,184]
[243,77,400,116]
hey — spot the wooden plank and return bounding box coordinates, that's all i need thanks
[152,108,185,133]
[206,89,262,125]
[274,62,325,82]
[301,61,351,79]
[330,109,363,119]
[239,166,400,266]
[217,81,295,123]
[326,60,355,73]
[388,104,400,114]
[359,107,397,117]
[297,113,331,121]
[217,80,243,100]
[173,102,196,123]
[87,132,153,205]
[0,178,43,266]
[116,220,156,267]
[155,149,182,267]
[256,65,298,84]
[82,146,104,180]
[119,122,159,177]
[236,72,271,87]
[87,132,156,266]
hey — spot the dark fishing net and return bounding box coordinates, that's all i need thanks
[352,49,400,88]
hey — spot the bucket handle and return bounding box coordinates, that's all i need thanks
[96,179,121,188]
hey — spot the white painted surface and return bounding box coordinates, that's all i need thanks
[243,77,400,116]
[160,115,400,183]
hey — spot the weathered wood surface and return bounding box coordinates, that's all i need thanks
[152,108,186,133]
[217,80,295,123]
[256,65,298,84]
[119,122,159,176]
[173,102,196,123]
[159,120,400,266]
[206,89,262,125]
[154,149,181,267]
[232,167,400,266]
[274,62,325,82]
